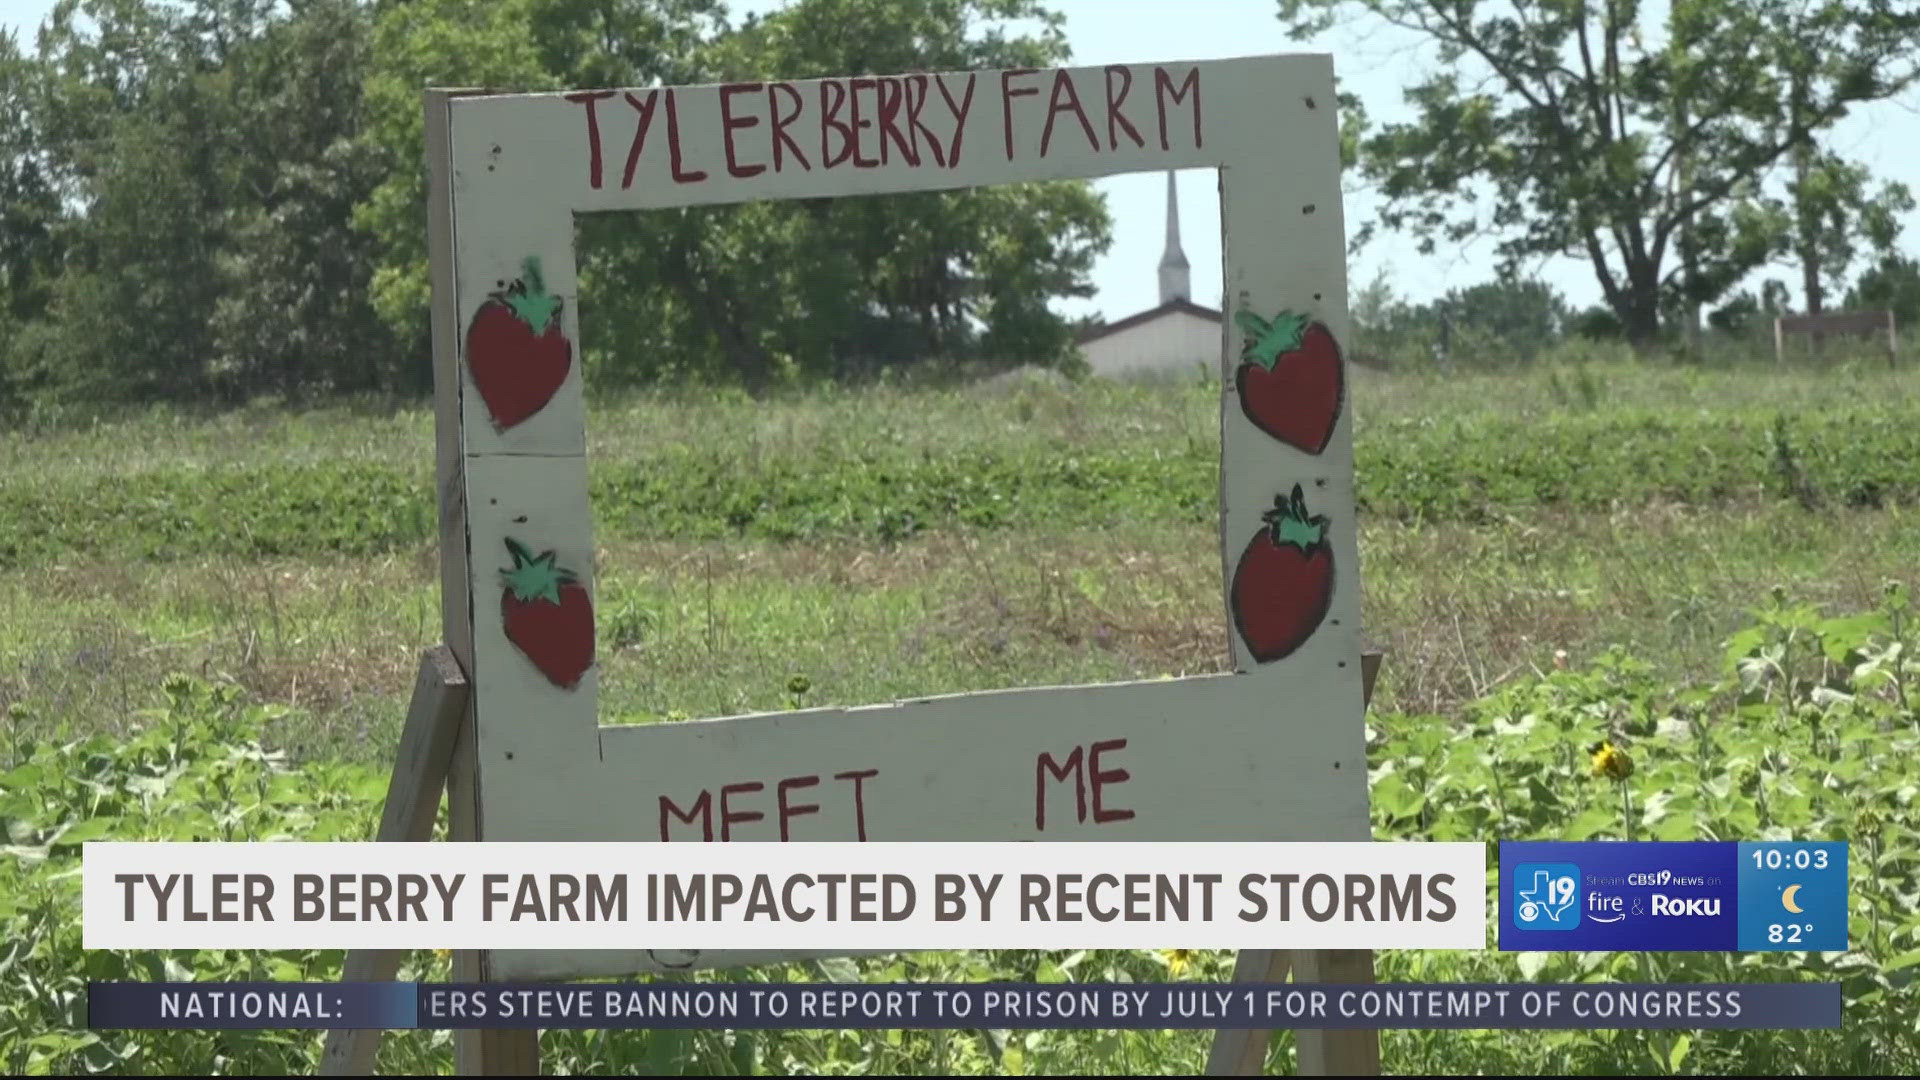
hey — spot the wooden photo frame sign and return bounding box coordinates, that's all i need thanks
[425,53,1370,984]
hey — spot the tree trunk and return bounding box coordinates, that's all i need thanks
[1619,257,1664,352]
[1796,189,1825,359]
[665,222,774,394]
[1789,72,1825,358]
[1675,97,1701,355]
[1666,9,1702,356]
[698,288,775,395]
[1795,185,1826,359]
[1622,302,1663,352]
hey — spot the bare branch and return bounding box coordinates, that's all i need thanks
[1573,3,1612,141]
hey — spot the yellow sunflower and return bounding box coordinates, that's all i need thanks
[1588,740,1633,781]
[1161,949,1196,978]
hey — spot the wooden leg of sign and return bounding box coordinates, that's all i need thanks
[448,710,544,1076]
[320,646,470,1077]
[1289,948,1382,1075]
[1204,949,1294,1074]
[1205,649,1384,1077]
[413,84,543,1079]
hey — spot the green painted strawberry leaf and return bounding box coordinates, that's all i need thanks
[500,537,577,604]
[1240,309,1311,370]
[1262,483,1329,550]
[502,255,563,334]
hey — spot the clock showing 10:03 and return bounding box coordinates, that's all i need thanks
[1734,842,1849,952]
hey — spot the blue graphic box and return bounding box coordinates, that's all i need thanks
[1501,841,1848,952]
[1502,841,1737,951]
[1735,841,1848,952]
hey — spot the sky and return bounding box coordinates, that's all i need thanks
[5,0,1918,324]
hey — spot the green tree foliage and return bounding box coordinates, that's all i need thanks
[354,0,725,382]
[0,0,1108,407]
[357,0,1111,391]
[7,0,395,406]
[207,0,399,397]
[1351,271,1568,365]
[1279,0,1920,348]
[1845,252,1920,329]
[0,31,62,409]
[1784,151,1913,320]
[1705,278,1789,336]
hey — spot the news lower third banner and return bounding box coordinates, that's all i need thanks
[87,981,1841,1031]
[1500,841,1849,952]
[82,841,1487,951]
[87,840,1853,952]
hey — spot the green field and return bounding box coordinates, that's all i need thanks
[2,359,1918,1074]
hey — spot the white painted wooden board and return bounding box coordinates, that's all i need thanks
[492,670,1367,977]
[430,53,1369,982]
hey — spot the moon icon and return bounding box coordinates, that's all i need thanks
[1782,884,1804,913]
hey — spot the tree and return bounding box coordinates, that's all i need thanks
[1434,277,1568,355]
[5,0,1112,406]
[357,0,1111,390]
[17,0,233,403]
[679,0,1109,382]
[1278,0,1920,348]
[355,0,726,384]
[205,0,398,398]
[1845,252,1920,330]
[15,0,395,404]
[1775,22,1913,340]
[1706,277,1789,336]
[1343,270,1567,365]
[0,30,63,407]
[1783,153,1911,321]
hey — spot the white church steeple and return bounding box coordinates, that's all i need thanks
[1157,170,1191,305]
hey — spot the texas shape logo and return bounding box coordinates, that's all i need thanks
[1512,863,1582,930]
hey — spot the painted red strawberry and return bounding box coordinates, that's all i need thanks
[1233,309,1344,455]
[499,537,594,689]
[466,256,571,431]
[1230,484,1334,663]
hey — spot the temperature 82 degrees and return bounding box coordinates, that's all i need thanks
[1735,842,1849,953]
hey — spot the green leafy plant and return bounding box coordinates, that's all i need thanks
[4,588,1917,1074]
[5,402,1920,568]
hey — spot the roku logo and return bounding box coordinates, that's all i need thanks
[1651,894,1720,917]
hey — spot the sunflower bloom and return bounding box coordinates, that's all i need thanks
[1589,740,1633,780]
[1161,949,1195,978]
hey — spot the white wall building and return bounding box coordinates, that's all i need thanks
[1075,171,1223,379]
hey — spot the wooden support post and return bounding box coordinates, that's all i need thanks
[1205,648,1384,1077]
[1205,949,1294,1075]
[1289,947,1383,1075]
[422,85,543,1077]
[320,647,470,1076]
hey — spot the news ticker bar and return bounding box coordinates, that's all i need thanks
[86,982,1840,1031]
[83,840,1853,954]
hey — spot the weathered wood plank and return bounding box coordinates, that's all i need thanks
[1206,648,1383,1077]
[1777,310,1892,335]
[1291,948,1383,1076]
[1775,309,1898,368]
[319,646,470,1076]
[426,85,545,1078]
